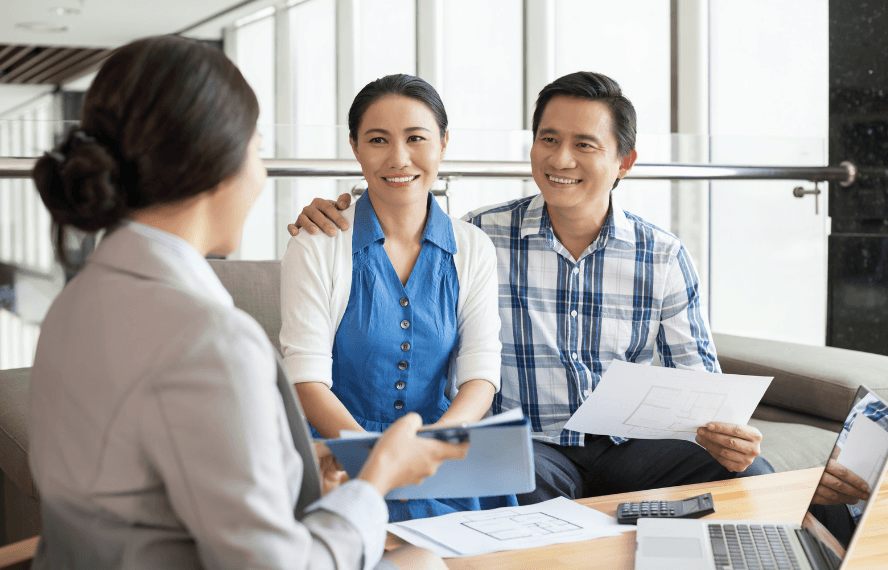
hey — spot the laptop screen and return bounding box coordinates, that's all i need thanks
[800,385,888,563]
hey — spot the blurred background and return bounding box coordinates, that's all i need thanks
[2,0,885,371]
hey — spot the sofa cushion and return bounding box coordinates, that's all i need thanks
[715,333,888,423]
[208,259,282,352]
[749,418,836,473]
[0,368,37,500]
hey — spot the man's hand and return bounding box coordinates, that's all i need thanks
[696,422,763,472]
[812,457,870,505]
[287,193,352,237]
[314,441,349,495]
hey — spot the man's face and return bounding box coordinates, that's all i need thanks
[530,96,635,218]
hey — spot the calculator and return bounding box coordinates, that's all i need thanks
[616,492,715,524]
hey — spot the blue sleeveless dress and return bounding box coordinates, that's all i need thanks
[328,193,517,522]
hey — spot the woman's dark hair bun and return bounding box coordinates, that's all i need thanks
[33,129,128,234]
[32,35,259,267]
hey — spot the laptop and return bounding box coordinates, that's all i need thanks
[636,385,888,570]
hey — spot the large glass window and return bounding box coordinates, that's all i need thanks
[359,0,416,85]
[553,0,672,233]
[709,0,829,345]
[233,14,276,260]
[441,0,525,217]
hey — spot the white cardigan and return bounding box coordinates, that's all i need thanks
[280,202,502,398]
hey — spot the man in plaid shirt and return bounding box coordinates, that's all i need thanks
[290,71,774,503]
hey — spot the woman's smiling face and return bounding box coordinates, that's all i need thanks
[350,94,448,210]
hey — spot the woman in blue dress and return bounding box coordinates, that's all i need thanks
[280,74,517,522]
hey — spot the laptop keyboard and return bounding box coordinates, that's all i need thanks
[708,524,801,570]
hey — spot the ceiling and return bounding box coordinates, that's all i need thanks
[0,0,245,48]
[0,0,280,87]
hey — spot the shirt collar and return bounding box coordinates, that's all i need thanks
[91,220,233,307]
[519,193,636,256]
[353,192,457,255]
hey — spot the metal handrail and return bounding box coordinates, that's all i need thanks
[0,157,858,186]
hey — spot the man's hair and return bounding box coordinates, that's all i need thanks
[532,71,637,160]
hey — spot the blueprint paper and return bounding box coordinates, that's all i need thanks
[387,497,632,557]
[562,361,772,441]
[836,415,888,513]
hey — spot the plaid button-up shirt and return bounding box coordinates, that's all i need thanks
[464,194,720,447]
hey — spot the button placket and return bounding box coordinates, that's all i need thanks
[395,295,413,412]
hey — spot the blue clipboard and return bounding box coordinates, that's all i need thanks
[323,414,536,500]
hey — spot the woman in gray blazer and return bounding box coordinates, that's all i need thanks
[29,35,465,570]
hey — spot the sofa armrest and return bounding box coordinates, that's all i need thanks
[0,368,37,500]
[0,536,37,569]
[714,333,888,423]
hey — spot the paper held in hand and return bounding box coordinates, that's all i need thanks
[562,361,772,441]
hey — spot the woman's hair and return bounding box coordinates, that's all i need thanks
[32,35,259,265]
[348,74,448,141]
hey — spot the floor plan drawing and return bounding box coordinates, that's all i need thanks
[460,511,582,541]
[623,386,727,437]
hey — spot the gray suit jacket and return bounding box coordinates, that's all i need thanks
[28,223,389,570]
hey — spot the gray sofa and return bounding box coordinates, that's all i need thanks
[2,259,887,546]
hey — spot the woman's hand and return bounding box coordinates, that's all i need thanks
[430,379,496,428]
[358,412,468,497]
[314,442,349,495]
[287,193,352,236]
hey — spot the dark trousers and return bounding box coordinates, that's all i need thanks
[517,435,775,505]
[808,504,856,549]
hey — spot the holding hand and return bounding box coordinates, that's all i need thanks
[696,422,763,472]
[812,457,870,506]
[358,412,469,498]
[287,193,352,236]
[314,442,349,495]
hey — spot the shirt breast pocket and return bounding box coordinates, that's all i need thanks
[606,316,655,363]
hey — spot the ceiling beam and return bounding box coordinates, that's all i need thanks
[46,50,111,86]
[0,46,38,78]
[0,45,17,65]
[1,48,61,84]
[15,48,76,84]
[26,49,99,85]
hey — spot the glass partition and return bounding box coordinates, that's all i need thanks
[0,120,830,370]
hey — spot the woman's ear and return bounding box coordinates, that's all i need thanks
[440,130,449,159]
[350,137,359,159]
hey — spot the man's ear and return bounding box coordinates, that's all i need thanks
[617,149,638,179]
[350,137,359,160]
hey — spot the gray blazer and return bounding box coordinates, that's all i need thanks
[28,223,389,570]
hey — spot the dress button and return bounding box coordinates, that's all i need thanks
[398,361,408,370]
[571,310,578,318]
[572,267,580,275]
[572,352,578,360]
[394,400,405,410]
[400,297,409,307]
[401,342,411,351]
[400,320,410,329]
[395,380,406,390]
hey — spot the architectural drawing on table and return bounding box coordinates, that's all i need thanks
[623,386,727,437]
[460,511,582,541]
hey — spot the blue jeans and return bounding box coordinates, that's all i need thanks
[518,434,775,505]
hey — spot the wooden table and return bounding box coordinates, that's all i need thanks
[444,468,888,570]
